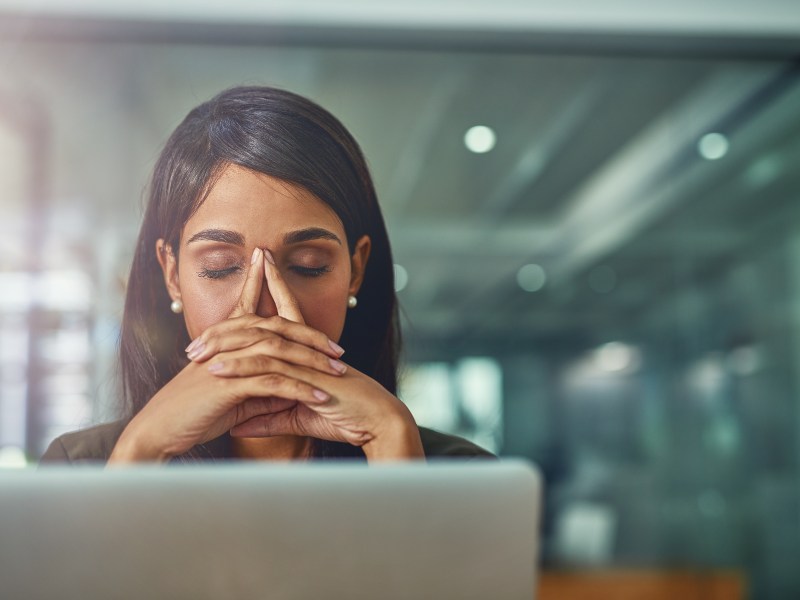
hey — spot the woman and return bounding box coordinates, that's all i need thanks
[41,86,491,463]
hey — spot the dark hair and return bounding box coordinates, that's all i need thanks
[119,86,400,459]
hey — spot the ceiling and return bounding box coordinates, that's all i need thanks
[1,5,799,360]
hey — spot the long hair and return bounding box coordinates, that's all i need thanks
[119,86,399,459]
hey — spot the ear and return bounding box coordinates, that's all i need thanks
[155,239,182,302]
[348,235,371,297]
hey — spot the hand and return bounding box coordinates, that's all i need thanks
[193,248,425,461]
[108,248,347,463]
[216,358,423,460]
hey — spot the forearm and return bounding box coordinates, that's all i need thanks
[107,423,172,465]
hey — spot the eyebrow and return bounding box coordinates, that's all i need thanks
[283,227,342,246]
[186,229,245,246]
[186,227,341,247]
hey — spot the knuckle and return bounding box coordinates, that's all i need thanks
[242,314,262,326]
[200,322,221,339]
[256,337,283,356]
[259,335,281,352]
[244,326,263,340]
[255,355,275,371]
[223,357,239,372]
[299,381,316,400]
[272,336,289,352]
[317,352,332,369]
[260,373,284,389]
[270,315,289,330]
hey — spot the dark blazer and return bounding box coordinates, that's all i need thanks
[40,420,495,464]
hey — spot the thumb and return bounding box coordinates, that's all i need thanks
[229,247,265,318]
[263,249,305,324]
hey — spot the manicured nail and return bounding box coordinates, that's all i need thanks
[251,247,261,264]
[185,338,200,353]
[187,341,206,360]
[312,389,330,402]
[207,362,225,373]
[329,358,347,374]
[328,340,345,356]
[263,248,276,265]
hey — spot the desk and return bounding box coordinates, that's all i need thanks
[538,569,744,600]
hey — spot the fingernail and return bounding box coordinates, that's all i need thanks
[328,340,345,356]
[251,247,261,264]
[329,358,347,374]
[208,362,225,373]
[187,341,206,360]
[185,338,200,353]
[312,389,330,402]
[263,249,276,265]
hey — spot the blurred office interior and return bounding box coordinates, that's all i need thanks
[1,1,800,598]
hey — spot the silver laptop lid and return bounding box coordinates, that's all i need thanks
[2,460,540,600]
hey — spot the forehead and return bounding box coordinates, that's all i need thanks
[181,163,344,244]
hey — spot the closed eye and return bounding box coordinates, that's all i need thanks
[290,265,331,278]
[197,266,243,279]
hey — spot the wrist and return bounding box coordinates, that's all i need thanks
[362,406,425,462]
[107,421,171,465]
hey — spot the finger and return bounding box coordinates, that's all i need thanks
[229,247,265,318]
[209,352,334,389]
[205,339,347,376]
[227,371,331,406]
[187,314,344,360]
[230,410,307,438]
[233,396,296,425]
[263,249,304,324]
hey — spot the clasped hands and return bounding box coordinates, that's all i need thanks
[110,247,424,464]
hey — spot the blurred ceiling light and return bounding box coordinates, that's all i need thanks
[687,353,726,397]
[464,125,496,154]
[516,263,547,292]
[596,341,641,373]
[703,416,740,456]
[727,345,763,376]
[393,263,408,292]
[744,155,781,188]
[697,132,729,160]
[587,265,616,294]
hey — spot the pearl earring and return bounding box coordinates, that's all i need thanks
[170,299,184,314]
[347,295,358,309]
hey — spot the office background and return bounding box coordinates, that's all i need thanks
[1,1,799,598]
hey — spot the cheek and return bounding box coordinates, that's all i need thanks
[293,279,350,342]
[179,277,241,339]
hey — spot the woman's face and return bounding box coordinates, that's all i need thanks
[157,163,370,342]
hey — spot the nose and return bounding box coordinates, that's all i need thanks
[255,285,278,318]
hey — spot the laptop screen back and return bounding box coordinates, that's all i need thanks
[1,461,541,599]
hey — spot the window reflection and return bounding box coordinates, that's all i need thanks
[401,358,503,453]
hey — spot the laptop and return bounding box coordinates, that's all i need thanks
[1,460,541,599]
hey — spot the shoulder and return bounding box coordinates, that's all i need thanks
[39,420,129,465]
[418,427,496,459]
